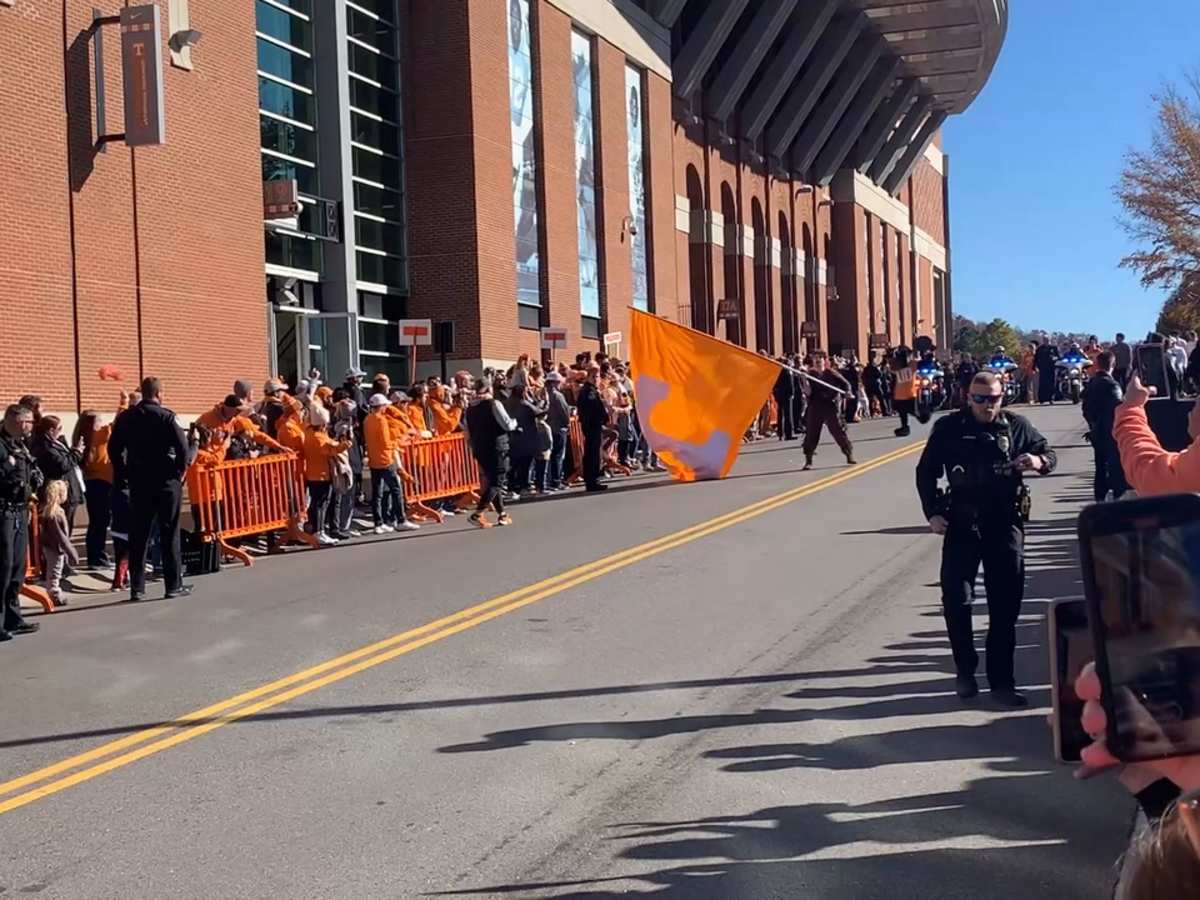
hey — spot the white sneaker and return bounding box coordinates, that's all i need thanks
[348,528,363,537]
[395,521,420,532]
[318,534,339,546]
[373,525,391,535]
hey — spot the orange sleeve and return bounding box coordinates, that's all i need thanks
[1113,405,1200,496]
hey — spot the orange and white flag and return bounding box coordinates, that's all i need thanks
[629,309,779,481]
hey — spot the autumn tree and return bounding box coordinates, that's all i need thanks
[1116,74,1200,323]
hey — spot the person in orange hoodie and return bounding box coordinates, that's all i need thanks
[363,393,419,534]
[197,395,287,452]
[274,397,306,455]
[1113,373,1200,496]
[72,390,129,568]
[303,403,353,545]
[429,384,463,435]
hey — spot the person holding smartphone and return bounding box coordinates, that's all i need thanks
[916,371,1057,706]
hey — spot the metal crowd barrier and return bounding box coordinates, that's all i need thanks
[190,452,317,566]
[21,502,54,613]
[398,433,481,523]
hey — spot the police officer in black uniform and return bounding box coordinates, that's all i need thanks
[109,377,192,602]
[576,365,609,492]
[0,403,43,641]
[916,370,1057,707]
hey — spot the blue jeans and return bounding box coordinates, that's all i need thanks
[549,428,568,488]
[370,467,407,526]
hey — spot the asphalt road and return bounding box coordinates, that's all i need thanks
[0,403,1128,899]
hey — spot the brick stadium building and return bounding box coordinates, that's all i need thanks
[0,0,1005,416]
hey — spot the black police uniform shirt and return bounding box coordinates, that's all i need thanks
[0,432,40,507]
[916,409,1057,521]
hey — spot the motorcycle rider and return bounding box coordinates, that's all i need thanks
[954,353,978,408]
[1057,342,1091,404]
[915,351,945,422]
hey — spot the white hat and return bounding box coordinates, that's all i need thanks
[368,393,390,408]
[545,370,563,384]
[344,366,367,379]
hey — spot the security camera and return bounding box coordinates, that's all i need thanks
[627,223,638,237]
[169,28,203,51]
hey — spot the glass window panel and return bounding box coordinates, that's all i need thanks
[262,155,318,195]
[348,0,395,24]
[351,112,401,152]
[259,77,315,123]
[256,1,312,52]
[356,251,406,288]
[358,290,406,321]
[266,232,322,272]
[256,38,313,87]
[260,115,317,163]
[353,181,404,219]
[348,42,399,92]
[359,355,410,387]
[349,77,399,123]
[265,0,311,14]
[358,319,404,354]
[355,216,405,254]
[352,147,403,188]
[347,8,396,55]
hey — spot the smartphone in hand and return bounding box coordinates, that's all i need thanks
[1080,494,1200,762]
[1135,343,1171,400]
[1049,598,1093,763]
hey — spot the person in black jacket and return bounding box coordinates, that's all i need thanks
[801,353,856,471]
[1,404,42,640]
[544,371,571,490]
[30,416,84,533]
[1081,351,1129,502]
[1034,341,1059,404]
[505,384,547,496]
[916,371,1057,707]
[108,377,191,602]
[576,365,609,492]
[772,364,796,441]
[464,380,517,527]
[862,354,887,417]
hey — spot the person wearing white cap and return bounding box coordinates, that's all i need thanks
[544,370,571,491]
[363,393,418,534]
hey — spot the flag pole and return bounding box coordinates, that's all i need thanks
[627,308,851,397]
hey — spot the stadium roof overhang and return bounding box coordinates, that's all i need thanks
[644,0,1007,192]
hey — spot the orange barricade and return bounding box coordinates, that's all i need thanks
[398,433,481,524]
[20,502,54,613]
[190,452,317,566]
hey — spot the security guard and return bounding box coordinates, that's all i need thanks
[916,371,1056,707]
[1,403,43,641]
[109,377,192,602]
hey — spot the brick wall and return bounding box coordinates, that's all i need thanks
[910,158,946,247]
[0,1,265,416]
[644,72,677,320]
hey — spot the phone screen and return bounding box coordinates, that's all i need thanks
[1050,599,1092,763]
[1085,502,1200,760]
[1136,343,1170,399]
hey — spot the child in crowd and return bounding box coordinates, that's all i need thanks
[40,480,78,607]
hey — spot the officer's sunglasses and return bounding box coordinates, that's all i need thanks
[970,393,1003,406]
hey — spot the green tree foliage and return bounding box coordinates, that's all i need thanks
[953,316,1022,358]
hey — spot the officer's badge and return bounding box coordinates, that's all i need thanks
[997,435,1011,455]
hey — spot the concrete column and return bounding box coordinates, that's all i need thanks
[867,94,933,185]
[812,58,901,186]
[672,0,751,99]
[707,0,799,124]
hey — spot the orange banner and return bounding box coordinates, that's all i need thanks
[630,309,779,481]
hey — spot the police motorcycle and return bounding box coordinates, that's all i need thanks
[915,352,946,423]
[983,347,1020,406]
[1056,344,1090,404]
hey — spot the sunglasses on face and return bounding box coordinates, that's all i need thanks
[970,393,1003,406]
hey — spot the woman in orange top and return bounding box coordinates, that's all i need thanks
[1113,374,1200,496]
[186,425,230,536]
[71,391,128,568]
[275,398,306,454]
[363,394,418,533]
[303,404,353,544]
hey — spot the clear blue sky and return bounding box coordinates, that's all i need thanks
[945,0,1197,340]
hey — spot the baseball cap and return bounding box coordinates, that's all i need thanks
[222,394,243,411]
[264,377,288,395]
[344,366,367,380]
[544,370,563,384]
[368,393,390,408]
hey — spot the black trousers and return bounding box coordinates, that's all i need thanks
[583,425,603,487]
[894,398,915,430]
[84,478,112,566]
[803,401,853,459]
[1,507,29,632]
[940,517,1025,690]
[1092,438,1129,503]
[129,479,183,595]
[306,481,333,535]
[475,444,509,514]
[774,392,795,439]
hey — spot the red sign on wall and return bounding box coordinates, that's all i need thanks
[397,319,432,346]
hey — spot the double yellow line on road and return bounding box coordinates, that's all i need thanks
[0,439,925,816]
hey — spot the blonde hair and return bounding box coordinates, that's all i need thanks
[42,480,68,522]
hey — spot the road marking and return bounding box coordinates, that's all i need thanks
[0,440,925,816]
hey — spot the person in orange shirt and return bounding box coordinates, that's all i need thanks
[274,397,306,455]
[72,390,129,568]
[196,395,287,452]
[891,349,919,437]
[303,404,353,545]
[363,394,419,534]
[185,424,230,540]
[429,385,463,435]
[1113,373,1200,496]
[406,383,435,435]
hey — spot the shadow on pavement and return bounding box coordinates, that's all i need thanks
[427,486,1128,898]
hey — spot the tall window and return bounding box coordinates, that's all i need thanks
[257,0,321,273]
[347,0,407,294]
[507,0,542,328]
[864,213,874,332]
[572,31,601,336]
[625,63,649,312]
